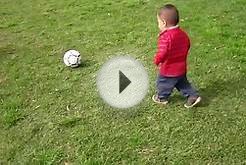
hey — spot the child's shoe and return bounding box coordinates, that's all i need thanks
[152,95,168,105]
[184,96,201,108]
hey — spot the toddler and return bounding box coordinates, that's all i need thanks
[152,4,201,108]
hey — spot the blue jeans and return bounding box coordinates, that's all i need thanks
[157,74,199,99]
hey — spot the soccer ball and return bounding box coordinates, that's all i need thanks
[63,50,81,68]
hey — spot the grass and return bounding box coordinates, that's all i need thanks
[0,0,246,164]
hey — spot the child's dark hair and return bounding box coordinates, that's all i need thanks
[159,4,179,26]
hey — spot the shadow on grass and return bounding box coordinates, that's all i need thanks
[80,59,97,68]
[167,76,246,107]
[199,77,246,107]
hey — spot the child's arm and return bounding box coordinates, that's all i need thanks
[154,34,170,65]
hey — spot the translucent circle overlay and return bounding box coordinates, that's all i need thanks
[97,56,149,109]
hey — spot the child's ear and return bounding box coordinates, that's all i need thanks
[163,19,167,27]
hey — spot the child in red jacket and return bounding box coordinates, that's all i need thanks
[152,4,201,108]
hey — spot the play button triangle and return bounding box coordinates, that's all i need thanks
[119,70,131,94]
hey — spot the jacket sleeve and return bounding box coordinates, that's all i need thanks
[154,34,170,65]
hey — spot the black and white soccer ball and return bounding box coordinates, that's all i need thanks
[63,50,81,68]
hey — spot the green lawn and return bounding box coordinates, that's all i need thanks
[1,0,246,164]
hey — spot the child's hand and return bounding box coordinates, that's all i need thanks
[157,14,167,32]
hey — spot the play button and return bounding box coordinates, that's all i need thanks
[119,71,131,93]
[97,56,149,109]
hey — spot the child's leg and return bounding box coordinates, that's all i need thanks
[157,75,178,100]
[175,75,199,98]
